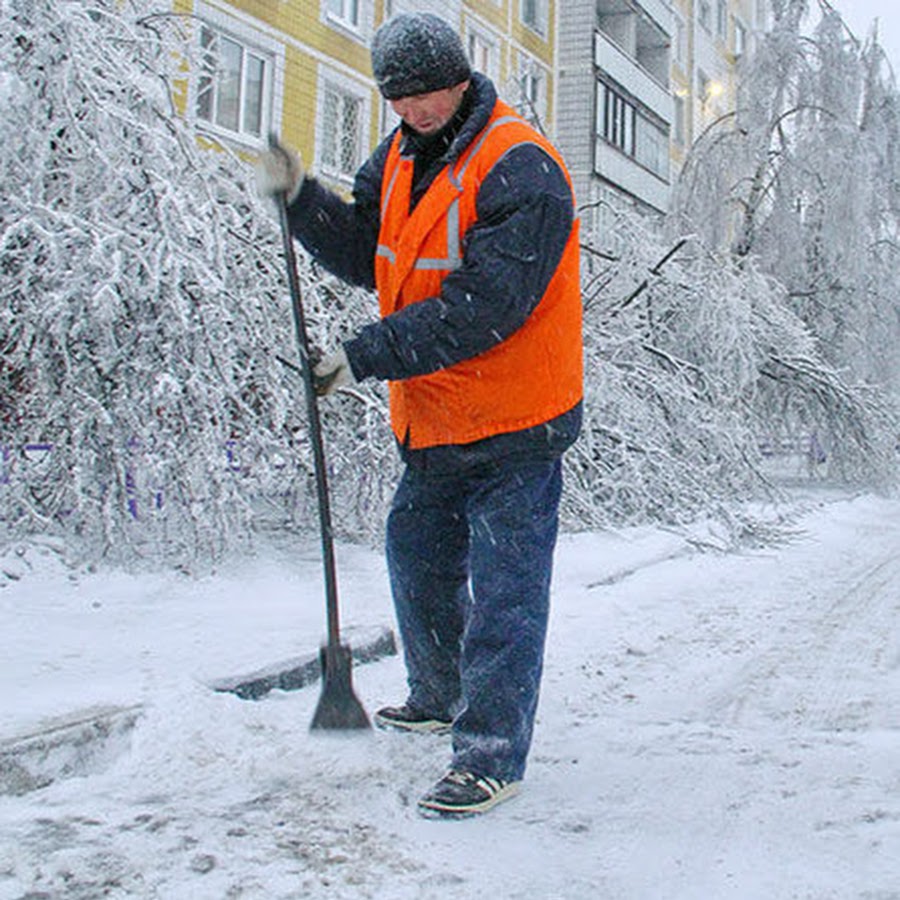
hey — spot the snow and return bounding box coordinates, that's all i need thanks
[1,489,899,898]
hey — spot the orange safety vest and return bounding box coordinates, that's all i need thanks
[374,99,583,450]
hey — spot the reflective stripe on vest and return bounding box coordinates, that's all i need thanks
[377,156,462,272]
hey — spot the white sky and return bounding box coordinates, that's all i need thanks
[830,0,900,71]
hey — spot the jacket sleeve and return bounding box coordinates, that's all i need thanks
[345,143,575,381]
[285,138,392,291]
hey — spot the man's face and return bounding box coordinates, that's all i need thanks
[389,81,470,136]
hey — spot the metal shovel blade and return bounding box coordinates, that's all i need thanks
[310,643,371,730]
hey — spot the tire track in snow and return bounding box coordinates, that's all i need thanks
[703,551,900,733]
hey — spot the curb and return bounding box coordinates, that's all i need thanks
[210,625,398,700]
[0,704,142,797]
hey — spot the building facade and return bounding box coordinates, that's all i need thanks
[167,0,769,223]
[169,1,559,195]
[672,0,766,161]
[556,0,768,231]
[557,0,673,220]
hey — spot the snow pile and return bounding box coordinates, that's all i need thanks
[0,491,898,897]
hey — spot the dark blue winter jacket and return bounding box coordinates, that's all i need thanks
[287,73,582,472]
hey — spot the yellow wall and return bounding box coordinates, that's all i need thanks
[465,0,508,32]
[281,46,318,166]
[207,0,371,73]
[513,1,555,66]
[461,0,557,123]
[178,0,558,162]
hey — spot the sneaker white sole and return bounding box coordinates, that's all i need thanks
[373,712,452,735]
[417,780,521,818]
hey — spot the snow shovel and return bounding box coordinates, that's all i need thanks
[270,136,370,730]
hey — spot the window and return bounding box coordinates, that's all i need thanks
[598,82,635,156]
[673,16,687,69]
[635,113,668,176]
[327,0,360,29]
[196,25,271,141]
[673,94,686,146]
[698,0,711,32]
[698,70,710,103]
[467,29,499,84]
[595,80,669,180]
[521,0,548,36]
[518,67,545,129]
[716,0,728,40]
[320,80,364,181]
[734,19,747,57]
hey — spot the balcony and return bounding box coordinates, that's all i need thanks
[594,28,672,124]
[596,0,672,84]
[594,138,670,210]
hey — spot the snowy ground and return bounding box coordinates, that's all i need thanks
[1,487,899,899]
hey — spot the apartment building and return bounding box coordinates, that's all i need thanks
[672,0,764,161]
[556,0,768,227]
[168,0,768,228]
[170,1,559,194]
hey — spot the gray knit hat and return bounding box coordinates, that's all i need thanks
[371,13,472,100]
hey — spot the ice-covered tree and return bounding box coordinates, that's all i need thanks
[674,1,900,386]
[1,0,895,573]
[0,0,397,566]
[573,202,895,543]
[667,0,899,481]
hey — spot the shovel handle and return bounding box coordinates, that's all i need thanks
[271,146,341,651]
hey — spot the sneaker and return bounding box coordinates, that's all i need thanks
[417,769,521,818]
[373,703,452,734]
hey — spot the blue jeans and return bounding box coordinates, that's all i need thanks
[385,456,563,782]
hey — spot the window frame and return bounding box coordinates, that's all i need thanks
[734,18,747,57]
[520,0,549,38]
[698,0,712,33]
[191,4,283,149]
[598,82,636,157]
[315,68,371,187]
[325,0,361,31]
[716,0,728,40]
[466,25,501,85]
[595,78,669,181]
[514,52,549,130]
[634,110,668,176]
[698,70,710,103]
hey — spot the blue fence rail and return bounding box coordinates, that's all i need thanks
[0,439,299,521]
[757,432,827,464]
